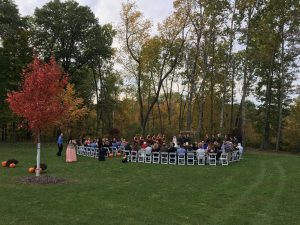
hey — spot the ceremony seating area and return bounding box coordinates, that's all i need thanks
[77,146,242,166]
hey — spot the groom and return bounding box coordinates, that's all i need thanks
[56,133,63,156]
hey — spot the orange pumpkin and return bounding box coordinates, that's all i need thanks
[116,152,121,157]
[1,161,7,167]
[9,163,15,168]
[109,153,114,158]
[28,167,35,173]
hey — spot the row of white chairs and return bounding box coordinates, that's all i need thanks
[77,146,125,158]
[123,150,242,166]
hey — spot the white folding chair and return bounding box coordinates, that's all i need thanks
[186,152,195,166]
[178,154,186,165]
[145,152,152,163]
[95,148,99,158]
[124,150,131,162]
[169,152,177,165]
[83,147,89,156]
[138,150,145,163]
[110,147,118,156]
[86,147,92,157]
[90,148,95,157]
[238,151,243,161]
[152,152,160,164]
[160,152,168,164]
[208,153,217,166]
[77,146,83,155]
[130,150,137,162]
[232,150,238,162]
[197,153,206,165]
[220,153,229,166]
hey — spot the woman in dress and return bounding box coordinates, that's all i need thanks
[66,137,77,163]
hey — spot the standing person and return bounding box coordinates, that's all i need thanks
[56,133,63,156]
[98,137,105,161]
[66,137,77,163]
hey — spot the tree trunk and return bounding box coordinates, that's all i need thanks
[92,69,99,136]
[220,90,225,135]
[261,50,275,150]
[230,64,235,132]
[162,76,174,130]
[156,101,163,133]
[36,132,41,177]
[276,28,285,151]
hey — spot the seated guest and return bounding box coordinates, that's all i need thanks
[177,145,186,156]
[152,142,160,152]
[160,143,168,152]
[168,143,177,152]
[192,142,198,151]
[184,142,192,152]
[124,143,132,151]
[196,143,206,158]
[84,138,91,146]
[204,134,210,145]
[141,141,148,149]
[146,134,152,145]
[207,142,216,154]
[145,145,152,155]
[224,141,233,152]
[162,135,166,143]
[214,141,222,160]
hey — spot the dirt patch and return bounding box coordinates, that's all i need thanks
[17,175,69,185]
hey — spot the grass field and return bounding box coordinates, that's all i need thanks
[0,143,300,225]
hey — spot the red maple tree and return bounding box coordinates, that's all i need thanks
[7,56,69,176]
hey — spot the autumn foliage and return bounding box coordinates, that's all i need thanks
[7,56,69,136]
[55,83,89,134]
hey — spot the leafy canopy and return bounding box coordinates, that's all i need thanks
[7,56,69,135]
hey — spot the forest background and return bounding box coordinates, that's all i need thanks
[0,0,299,152]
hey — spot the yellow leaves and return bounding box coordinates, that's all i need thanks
[55,83,89,129]
[119,1,152,57]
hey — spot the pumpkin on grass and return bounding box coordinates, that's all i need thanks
[1,161,7,167]
[28,167,35,173]
[9,163,15,168]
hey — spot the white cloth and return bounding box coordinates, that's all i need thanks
[172,136,178,147]
[237,143,243,154]
[145,146,152,154]
[196,148,205,158]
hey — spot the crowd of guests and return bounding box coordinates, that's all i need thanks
[79,133,243,162]
[130,133,243,161]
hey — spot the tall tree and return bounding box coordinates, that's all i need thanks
[7,56,69,176]
[0,0,32,142]
[119,1,187,135]
[31,0,97,74]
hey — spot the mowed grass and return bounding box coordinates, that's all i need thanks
[0,143,300,225]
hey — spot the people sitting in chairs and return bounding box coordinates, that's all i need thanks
[141,141,148,149]
[145,145,152,155]
[168,143,177,153]
[196,143,206,158]
[177,145,186,156]
[160,143,168,152]
[152,142,160,152]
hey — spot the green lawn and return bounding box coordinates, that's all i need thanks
[0,143,299,225]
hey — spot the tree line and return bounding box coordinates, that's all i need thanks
[0,0,299,151]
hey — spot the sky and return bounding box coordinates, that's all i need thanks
[14,0,174,28]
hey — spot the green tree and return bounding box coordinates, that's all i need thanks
[0,0,32,141]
